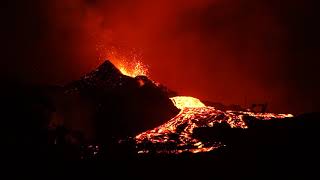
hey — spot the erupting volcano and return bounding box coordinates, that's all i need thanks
[97,59,294,154]
[4,1,320,177]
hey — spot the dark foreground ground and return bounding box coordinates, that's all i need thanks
[2,113,320,179]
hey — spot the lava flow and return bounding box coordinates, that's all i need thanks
[135,97,293,154]
[170,96,206,109]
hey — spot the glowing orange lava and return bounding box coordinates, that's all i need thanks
[170,96,206,109]
[135,96,294,154]
[117,61,148,77]
[100,46,148,77]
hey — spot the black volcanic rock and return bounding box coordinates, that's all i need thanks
[62,60,179,142]
[65,60,134,93]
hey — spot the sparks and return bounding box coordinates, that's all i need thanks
[117,61,148,77]
[100,46,148,77]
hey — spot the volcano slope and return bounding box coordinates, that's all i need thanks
[62,60,180,141]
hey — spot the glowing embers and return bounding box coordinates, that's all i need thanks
[170,96,206,109]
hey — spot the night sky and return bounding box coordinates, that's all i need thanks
[2,0,320,114]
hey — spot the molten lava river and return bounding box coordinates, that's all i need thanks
[135,96,293,154]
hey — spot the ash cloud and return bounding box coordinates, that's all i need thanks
[2,0,320,114]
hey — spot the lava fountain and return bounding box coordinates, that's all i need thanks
[100,46,148,77]
[117,61,148,77]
